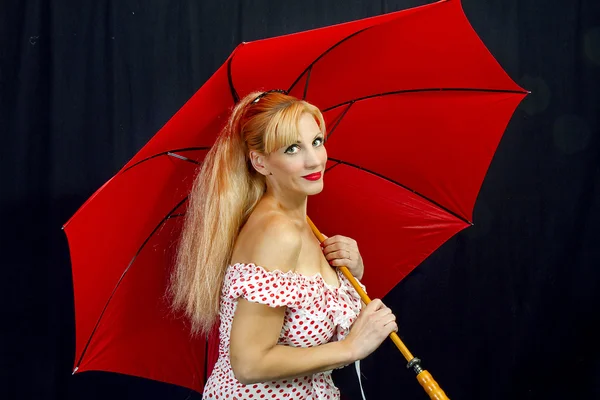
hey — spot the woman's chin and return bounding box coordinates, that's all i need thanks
[304,181,324,196]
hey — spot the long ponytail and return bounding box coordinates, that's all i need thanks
[170,90,325,337]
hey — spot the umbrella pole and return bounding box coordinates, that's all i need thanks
[307,216,450,400]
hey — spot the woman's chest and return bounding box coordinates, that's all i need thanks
[295,234,340,288]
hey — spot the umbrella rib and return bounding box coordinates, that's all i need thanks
[325,161,343,174]
[122,147,209,173]
[325,102,354,140]
[287,27,371,94]
[74,196,189,370]
[302,66,312,100]
[322,87,528,112]
[166,152,202,164]
[227,55,240,103]
[327,157,473,226]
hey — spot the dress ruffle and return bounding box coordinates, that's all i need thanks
[225,262,365,334]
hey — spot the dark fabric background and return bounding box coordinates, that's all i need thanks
[2,0,599,399]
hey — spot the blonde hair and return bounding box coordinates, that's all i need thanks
[170,90,326,337]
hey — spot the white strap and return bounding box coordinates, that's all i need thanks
[354,360,367,400]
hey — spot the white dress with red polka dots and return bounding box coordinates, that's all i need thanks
[202,262,367,400]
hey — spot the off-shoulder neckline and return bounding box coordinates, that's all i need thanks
[228,262,342,290]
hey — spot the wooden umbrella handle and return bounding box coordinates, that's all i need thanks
[306,216,450,400]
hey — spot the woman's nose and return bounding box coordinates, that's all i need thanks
[304,147,321,168]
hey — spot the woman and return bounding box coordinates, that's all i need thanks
[171,89,398,399]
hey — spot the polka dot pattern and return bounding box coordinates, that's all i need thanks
[202,263,367,399]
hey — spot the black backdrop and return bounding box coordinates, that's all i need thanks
[2,0,599,399]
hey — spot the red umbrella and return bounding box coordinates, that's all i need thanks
[64,0,527,395]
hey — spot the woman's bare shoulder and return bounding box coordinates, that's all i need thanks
[236,211,302,273]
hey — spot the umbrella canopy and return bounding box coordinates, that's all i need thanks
[64,0,527,393]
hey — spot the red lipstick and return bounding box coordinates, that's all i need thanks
[302,172,322,181]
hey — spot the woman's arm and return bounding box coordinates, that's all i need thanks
[231,298,354,384]
[229,214,355,384]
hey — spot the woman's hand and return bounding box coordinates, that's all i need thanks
[321,234,364,280]
[343,298,398,361]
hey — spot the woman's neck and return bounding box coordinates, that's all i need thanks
[261,191,308,224]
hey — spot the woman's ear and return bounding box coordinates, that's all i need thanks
[249,151,271,176]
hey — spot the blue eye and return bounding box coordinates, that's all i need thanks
[284,144,300,154]
[284,136,324,154]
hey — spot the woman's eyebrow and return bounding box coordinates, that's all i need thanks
[295,133,323,144]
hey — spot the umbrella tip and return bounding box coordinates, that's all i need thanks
[72,367,79,375]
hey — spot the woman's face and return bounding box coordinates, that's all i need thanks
[252,112,327,197]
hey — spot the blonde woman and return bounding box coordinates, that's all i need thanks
[171,90,398,399]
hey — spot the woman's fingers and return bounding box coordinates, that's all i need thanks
[366,298,385,311]
[369,302,397,331]
[324,249,351,260]
[382,313,396,325]
[322,242,344,252]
